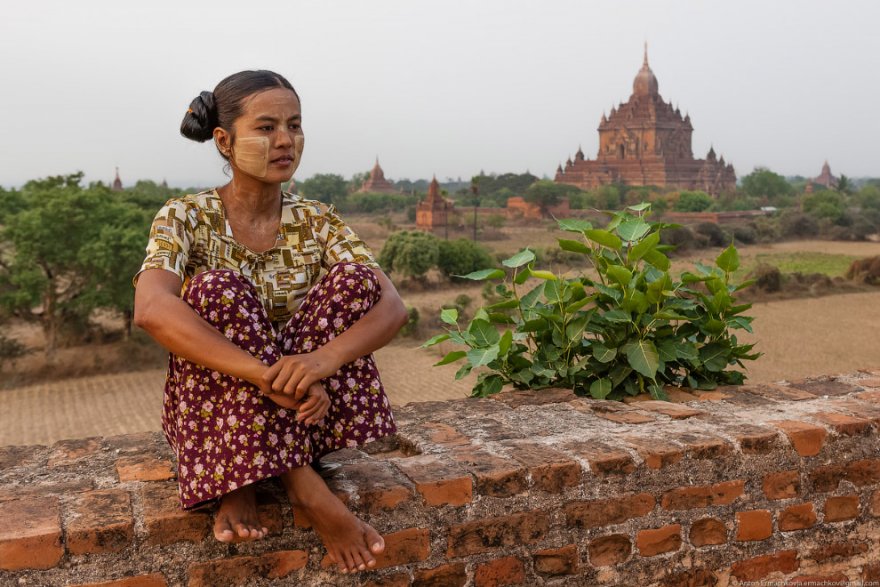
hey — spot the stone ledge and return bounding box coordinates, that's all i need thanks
[1,370,879,585]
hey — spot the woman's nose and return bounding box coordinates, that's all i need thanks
[275,129,293,147]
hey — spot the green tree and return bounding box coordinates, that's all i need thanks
[0,174,150,359]
[674,191,714,212]
[299,173,349,205]
[835,174,853,196]
[437,239,494,280]
[524,181,579,216]
[377,231,439,280]
[741,168,794,202]
[803,191,846,223]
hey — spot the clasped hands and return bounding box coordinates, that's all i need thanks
[256,347,341,426]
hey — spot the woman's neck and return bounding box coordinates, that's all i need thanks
[217,175,281,221]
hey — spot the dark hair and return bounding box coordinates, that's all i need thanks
[180,70,299,144]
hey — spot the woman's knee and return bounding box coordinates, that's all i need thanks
[183,269,258,306]
[324,262,380,298]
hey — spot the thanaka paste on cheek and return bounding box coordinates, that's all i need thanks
[232,137,270,178]
[290,134,305,175]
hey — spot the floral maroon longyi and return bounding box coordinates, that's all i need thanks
[163,262,396,508]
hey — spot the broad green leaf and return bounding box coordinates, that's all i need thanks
[590,378,612,399]
[628,231,660,262]
[595,283,622,302]
[488,312,515,324]
[498,330,513,355]
[468,319,500,346]
[592,343,617,363]
[656,340,677,362]
[520,282,546,308]
[557,218,594,232]
[703,318,726,336]
[467,345,500,367]
[458,268,505,281]
[454,363,472,380]
[521,318,547,332]
[734,278,756,292]
[421,333,450,348]
[530,270,558,281]
[440,308,458,325]
[513,266,531,285]
[476,374,504,396]
[699,342,729,372]
[565,315,589,339]
[617,219,651,242]
[435,350,466,366]
[648,381,668,401]
[606,265,633,287]
[654,310,687,320]
[502,248,535,268]
[473,308,491,322]
[729,316,754,332]
[715,243,739,273]
[603,309,631,323]
[643,249,671,271]
[626,340,659,378]
[565,296,595,313]
[585,229,623,250]
[627,202,651,211]
[558,239,591,254]
[486,298,519,311]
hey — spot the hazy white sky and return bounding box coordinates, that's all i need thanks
[2,0,878,188]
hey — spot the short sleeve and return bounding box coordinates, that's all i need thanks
[131,198,196,288]
[315,204,380,271]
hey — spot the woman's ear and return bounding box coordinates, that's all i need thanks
[213,127,232,157]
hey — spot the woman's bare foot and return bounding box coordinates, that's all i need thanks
[281,464,385,573]
[213,484,269,543]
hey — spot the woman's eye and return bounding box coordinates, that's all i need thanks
[259,125,274,131]
[289,124,301,131]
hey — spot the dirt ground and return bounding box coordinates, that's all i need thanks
[2,238,878,446]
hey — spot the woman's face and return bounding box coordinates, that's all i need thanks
[216,87,304,184]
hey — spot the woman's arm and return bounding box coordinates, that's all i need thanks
[262,267,408,397]
[133,269,270,389]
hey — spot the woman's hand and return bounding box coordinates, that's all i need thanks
[260,347,342,401]
[265,382,330,426]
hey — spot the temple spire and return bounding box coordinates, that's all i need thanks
[644,41,649,66]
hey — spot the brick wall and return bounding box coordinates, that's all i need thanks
[2,370,880,586]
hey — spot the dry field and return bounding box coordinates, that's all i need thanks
[1,235,878,447]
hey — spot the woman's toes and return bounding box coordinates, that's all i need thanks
[213,517,235,542]
[364,524,385,555]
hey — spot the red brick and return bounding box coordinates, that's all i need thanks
[502,441,581,492]
[785,575,848,586]
[67,489,133,554]
[689,517,727,546]
[533,544,578,576]
[364,573,409,587]
[735,510,773,541]
[0,496,63,570]
[0,480,94,504]
[659,569,718,587]
[68,575,169,587]
[763,470,800,500]
[581,400,656,424]
[811,412,874,435]
[565,492,655,528]
[631,400,704,419]
[116,455,175,482]
[636,524,682,556]
[448,511,548,557]
[320,527,429,570]
[859,378,880,389]
[778,503,817,531]
[733,425,779,454]
[188,550,307,586]
[474,556,525,587]
[661,480,744,510]
[872,490,880,516]
[827,398,880,425]
[747,383,817,401]
[413,562,467,587]
[672,433,732,460]
[492,387,575,407]
[592,410,656,424]
[663,387,701,402]
[450,447,527,497]
[788,378,859,397]
[423,421,471,446]
[392,454,472,506]
[47,437,102,467]
[824,494,860,521]
[846,458,880,486]
[768,420,827,457]
[864,562,880,583]
[0,444,43,469]
[338,460,413,513]
[141,483,210,545]
[809,464,846,492]
[623,436,683,469]
[807,540,869,562]
[564,441,635,475]
[730,550,799,581]
[588,534,631,566]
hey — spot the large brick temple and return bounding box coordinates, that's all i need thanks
[357,158,399,194]
[555,47,736,195]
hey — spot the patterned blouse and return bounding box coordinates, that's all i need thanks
[133,189,379,329]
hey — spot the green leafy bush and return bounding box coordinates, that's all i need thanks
[424,203,760,399]
[437,239,494,280]
[674,191,714,212]
[378,231,439,279]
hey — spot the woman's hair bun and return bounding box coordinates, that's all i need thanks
[180,91,218,142]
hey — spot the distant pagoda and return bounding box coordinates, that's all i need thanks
[416,176,451,231]
[555,45,736,195]
[811,161,838,189]
[112,167,123,192]
[357,158,398,193]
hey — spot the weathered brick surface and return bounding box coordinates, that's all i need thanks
[370,527,431,570]
[116,455,175,482]
[807,540,869,562]
[811,411,874,435]
[449,447,527,497]
[778,502,817,531]
[338,460,413,513]
[588,534,631,566]
[532,544,578,576]
[630,400,704,420]
[0,496,63,570]
[566,493,655,528]
[689,517,727,546]
[768,420,827,457]
[392,454,472,506]
[564,441,635,475]
[474,556,525,587]
[636,524,682,556]
[66,489,133,554]
[658,568,718,587]
[448,512,548,557]
[823,494,859,521]
[731,425,779,453]
[69,575,169,587]
[141,482,210,545]
[730,550,799,581]
[734,509,772,541]
[188,550,307,586]
[763,470,800,499]
[623,436,683,469]
[502,441,581,492]
[413,562,467,587]
[661,480,744,510]
[47,437,103,467]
